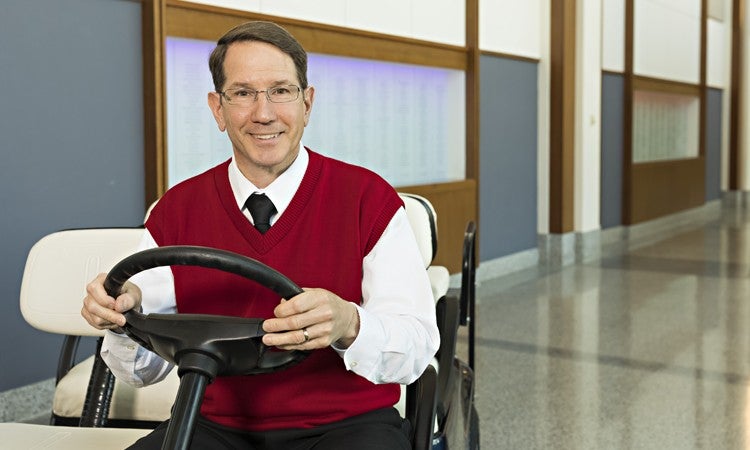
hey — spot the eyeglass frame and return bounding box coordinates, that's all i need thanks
[218,84,304,105]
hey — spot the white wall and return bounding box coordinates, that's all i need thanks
[537,0,551,234]
[705,0,733,192]
[742,0,750,188]
[602,0,625,72]
[634,0,702,83]
[479,0,542,58]
[707,18,728,88]
[576,0,602,232]
[183,0,465,46]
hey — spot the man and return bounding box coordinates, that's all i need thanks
[81,21,439,449]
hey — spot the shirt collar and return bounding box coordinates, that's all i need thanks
[228,144,309,222]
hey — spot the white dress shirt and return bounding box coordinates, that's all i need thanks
[101,147,439,386]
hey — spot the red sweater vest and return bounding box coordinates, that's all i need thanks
[145,149,403,431]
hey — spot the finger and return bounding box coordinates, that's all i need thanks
[262,329,304,347]
[113,293,139,313]
[273,290,313,318]
[268,295,336,333]
[85,273,116,307]
[81,296,126,328]
[262,323,334,350]
[262,314,313,333]
[82,273,129,328]
[263,302,334,333]
[116,281,142,312]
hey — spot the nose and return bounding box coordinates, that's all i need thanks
[248,93,276,124]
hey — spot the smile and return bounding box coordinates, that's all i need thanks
[252,132,281,140]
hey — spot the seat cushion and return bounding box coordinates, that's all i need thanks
[0,423,149,449]
[53,356,179,422]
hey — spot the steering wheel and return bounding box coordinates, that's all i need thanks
[100,245,310,450]
[104,245,309,376]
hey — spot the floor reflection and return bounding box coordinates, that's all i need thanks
[472,207,750,449]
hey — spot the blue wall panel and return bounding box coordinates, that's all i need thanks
[0,0,144,391]
[600,73,624,229]
[479,55,538,260]
[705,88,723,201]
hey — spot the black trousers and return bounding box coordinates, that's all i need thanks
[127,407,412,450]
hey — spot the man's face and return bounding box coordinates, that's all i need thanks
[208,41,314,187]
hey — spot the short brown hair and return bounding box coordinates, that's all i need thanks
[208,21,308,92]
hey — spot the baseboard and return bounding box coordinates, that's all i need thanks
[475,198,725,285]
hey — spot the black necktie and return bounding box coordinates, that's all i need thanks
[245,193,276,234]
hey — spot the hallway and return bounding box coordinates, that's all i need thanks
[472,203,750,449]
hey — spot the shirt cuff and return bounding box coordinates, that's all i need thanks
[104,329,140,353]
[333,304,387,381]
[101,330,143,387]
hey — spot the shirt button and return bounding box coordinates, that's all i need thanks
[126,344,136,351]
[351,361,358,367]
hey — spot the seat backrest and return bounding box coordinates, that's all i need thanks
[399,193,438,269]
[20,228,144,336]
[460,221,477,371]
[399,193,451,303]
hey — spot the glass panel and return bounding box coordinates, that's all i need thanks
[632,90,700,163]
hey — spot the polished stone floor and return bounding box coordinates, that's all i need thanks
[469,206,750,449]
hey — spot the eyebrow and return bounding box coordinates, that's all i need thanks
[226,80,296,90]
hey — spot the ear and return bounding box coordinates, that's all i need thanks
[302,86,315,127]
[207,92,227,132]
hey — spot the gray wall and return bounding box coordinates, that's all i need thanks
[705,88,723,201]
[600,73,624,229]
[0,0,145,392]
[479,55,538,260]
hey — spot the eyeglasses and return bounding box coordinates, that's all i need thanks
[219,85,302,105]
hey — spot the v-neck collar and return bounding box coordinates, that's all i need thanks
[216,148,322,254]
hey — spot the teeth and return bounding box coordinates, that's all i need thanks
[254,133,280,140]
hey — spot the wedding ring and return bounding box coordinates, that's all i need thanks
[302,327,310,342]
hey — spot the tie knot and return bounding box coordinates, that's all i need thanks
[245,193,277,234]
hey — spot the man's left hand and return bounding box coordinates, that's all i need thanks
[261,288,360,350]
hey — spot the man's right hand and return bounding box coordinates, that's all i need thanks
[81,273,142,330]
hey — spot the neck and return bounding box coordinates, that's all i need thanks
[236,149,299,189]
